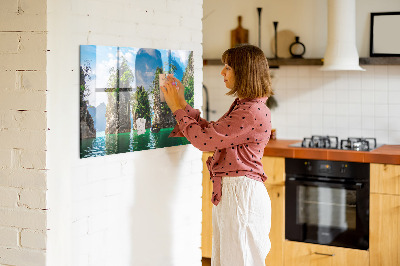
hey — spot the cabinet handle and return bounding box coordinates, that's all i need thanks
[314,252,335,257]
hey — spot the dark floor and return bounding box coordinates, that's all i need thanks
[202,257,211,266]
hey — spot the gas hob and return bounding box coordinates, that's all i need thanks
[289,135,382,151]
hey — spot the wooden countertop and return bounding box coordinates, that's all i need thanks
[263,139,400,165]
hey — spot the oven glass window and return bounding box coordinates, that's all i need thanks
[297,186,356,230]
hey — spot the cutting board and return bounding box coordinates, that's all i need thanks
[231,16,249,48]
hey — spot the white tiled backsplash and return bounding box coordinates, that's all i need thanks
[203,65,400,144]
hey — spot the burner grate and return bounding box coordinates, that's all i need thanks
[301,135,339,149]
[340,137,377,151]
[296,136,378,151]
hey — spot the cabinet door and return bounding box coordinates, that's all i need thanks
[264,185,284,266]
[261,156,285,185]
[370,193,400,266]
[370,163,400,195]
[284,241,369,266]
[202,152,213,258]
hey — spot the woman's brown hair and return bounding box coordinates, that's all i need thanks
[221,44,273,99]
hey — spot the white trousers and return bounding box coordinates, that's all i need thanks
[212,176,271,266]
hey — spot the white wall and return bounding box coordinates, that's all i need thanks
[271,65,400,144]
[0,0,48,265]
[203,0,400,58]
[203,0,400,145]
[46,0,203,265]
[204,64,400,145]
[204,0,326,59]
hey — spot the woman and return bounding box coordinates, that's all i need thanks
[162,44,273,266]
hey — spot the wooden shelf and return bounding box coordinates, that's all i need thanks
[202,59,223,66]
[268,58,322,67]
[359,57,400,65]
[203,57,400,67]
[203,58,323,67]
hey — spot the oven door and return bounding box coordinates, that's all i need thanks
[285,177,369,250]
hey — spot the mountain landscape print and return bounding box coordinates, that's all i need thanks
[79,45,194,158]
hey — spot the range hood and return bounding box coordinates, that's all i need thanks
[320,0,365,71]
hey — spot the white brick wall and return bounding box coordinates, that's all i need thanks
[0,187,19,208]
[21,229,47,250]
[0,227,19,247]
[0,0,48,265]
[46,1,203,266]
[0,248,46,266]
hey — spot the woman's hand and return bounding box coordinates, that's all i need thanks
[161,76,186,113]
[170,76,187,108]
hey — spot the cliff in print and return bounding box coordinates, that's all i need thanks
[79,45,194,158]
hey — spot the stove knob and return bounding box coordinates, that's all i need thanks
[340,164,347,174]
[305,162,312,171]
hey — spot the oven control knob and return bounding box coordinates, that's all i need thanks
[340,164,347,174]
[304,162,312,171]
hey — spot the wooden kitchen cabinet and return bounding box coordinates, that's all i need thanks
[201,154,286,266]
[284,241,369,266]
[370,163,400,266]
[370,163,400,195]
[262,156,285,266]
[264,184,285,266]
[261,156,285,186]
[370,193,400,266]
[202,152,214,258]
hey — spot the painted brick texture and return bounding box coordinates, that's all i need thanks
[0,0,47,265]
[21,229,47,250]
[0,227,19,247]
[0,0,203,265]
[46,0,203,265]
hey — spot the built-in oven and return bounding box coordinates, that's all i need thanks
[285,158,369,250]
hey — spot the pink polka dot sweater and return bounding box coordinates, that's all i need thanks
[169,97,272,206]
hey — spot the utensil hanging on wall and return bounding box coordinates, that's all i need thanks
[273,21,279,58]
[257,8,262,48]
[231,16,249,48]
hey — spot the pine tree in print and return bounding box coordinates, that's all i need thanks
[104,56,134,134]
[80,63,96,139]
[182,51,194,107]
[132,86,151,130]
